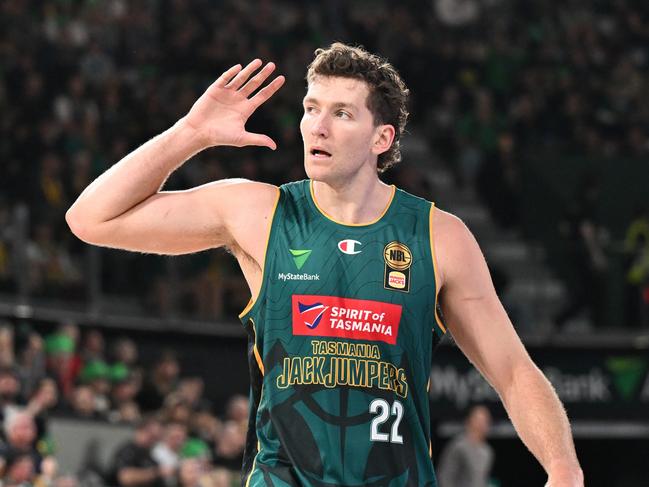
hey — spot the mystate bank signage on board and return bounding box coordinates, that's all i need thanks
[429,345,649,420]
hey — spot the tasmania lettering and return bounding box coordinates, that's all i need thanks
[276,339,409,398]
[292,295,402,345]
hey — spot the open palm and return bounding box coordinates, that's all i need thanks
[183,59,285,150]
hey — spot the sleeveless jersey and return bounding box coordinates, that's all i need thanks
[239,180,446,487]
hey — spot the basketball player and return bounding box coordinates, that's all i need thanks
[67,44,583,486]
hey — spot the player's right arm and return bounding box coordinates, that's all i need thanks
[66,60,285,255]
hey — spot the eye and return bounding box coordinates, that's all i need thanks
[335,110,351,119]
[304,106,317,114]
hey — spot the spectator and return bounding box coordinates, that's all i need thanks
[44,333,78,401]
[15,328,47,401]
[624,206,649,328]
[33,455,58,487]
[0,412,51,478]
[179,438,214,486]
[188,411,222,452]
[437,405,494,487]
[177,458,203,487]
[25,378,59,442]
[138,351,180,413]
[0,367,22,424]
[108,364,142,424]
[151,421,187,474]
[1,453,36,486]
[66,385,101,420]
[79,330,106,364]
[224,395,248,424]
[111,338,140,370]
[78,360,111,417]
[476,132,521,229]
[554,175,610,330]
[2,0,648,323]
[179,438,211,469]
[172,378,208,413]
[161,398,192,428]
[211,421,245,473]
[0,326,15,368]
[25,221,81,296]
[108,415,171,487]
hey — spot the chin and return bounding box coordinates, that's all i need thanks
[304,161,333,183]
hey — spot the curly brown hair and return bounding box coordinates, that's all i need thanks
[306,43,410,173]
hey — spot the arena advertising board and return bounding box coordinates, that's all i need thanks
[429,345,649,421]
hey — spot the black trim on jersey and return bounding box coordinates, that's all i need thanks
[241,318,264,486]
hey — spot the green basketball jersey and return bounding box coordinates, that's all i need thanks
[239,180,446,487]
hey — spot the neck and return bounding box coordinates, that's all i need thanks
[311,176,392,225]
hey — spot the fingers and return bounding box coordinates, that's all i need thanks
[239,62,277,98]
[241,131,277,150]
[213,64,243,88]
[209,60,284,104]
[249,75,286,110]
[225,58,263,90]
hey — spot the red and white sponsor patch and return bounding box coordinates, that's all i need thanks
[292,295,402,345]
[388,271,406,289]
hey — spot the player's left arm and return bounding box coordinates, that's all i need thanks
[433,208,583,487]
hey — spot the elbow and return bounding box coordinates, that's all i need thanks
[65,206,100,244]
[65,207,86,240]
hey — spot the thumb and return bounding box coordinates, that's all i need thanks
[241,131,277,150]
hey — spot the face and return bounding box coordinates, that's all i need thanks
[73,386,95,416]
[467,406,492,438]
[300,76,393,186]
[179,459,202,487]
[0,372,19,400]
[8,414,36,448]
[165,424,187,450]
[7,456,34,483]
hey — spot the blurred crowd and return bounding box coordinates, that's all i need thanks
[0,321,247,486]
[1,0,649,322]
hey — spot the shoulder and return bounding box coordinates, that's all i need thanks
[204,178,279,207]
[432,206,471,240]
[204,179,280,232]
[431,207,483,286]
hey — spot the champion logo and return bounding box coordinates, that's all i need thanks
[297,302,329,329]
[338,239,362,255]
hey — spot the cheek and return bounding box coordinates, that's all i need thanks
[344,133,371,155]
[299,116,309,139]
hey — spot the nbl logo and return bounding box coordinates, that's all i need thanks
[383,241,413,292]
[297,302,329,329]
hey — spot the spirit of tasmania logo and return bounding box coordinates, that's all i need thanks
[292,295,402,345]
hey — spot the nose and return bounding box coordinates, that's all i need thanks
[310,113,329,138]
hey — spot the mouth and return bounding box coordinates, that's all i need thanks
[310,148,332,158]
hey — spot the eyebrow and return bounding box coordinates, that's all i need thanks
[303,97,358,111]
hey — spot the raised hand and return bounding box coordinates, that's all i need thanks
[182,59,285,150]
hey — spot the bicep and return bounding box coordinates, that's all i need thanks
[435,211,531,394]
[71,179,278,256]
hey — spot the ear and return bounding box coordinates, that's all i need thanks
[371,124,396,157]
